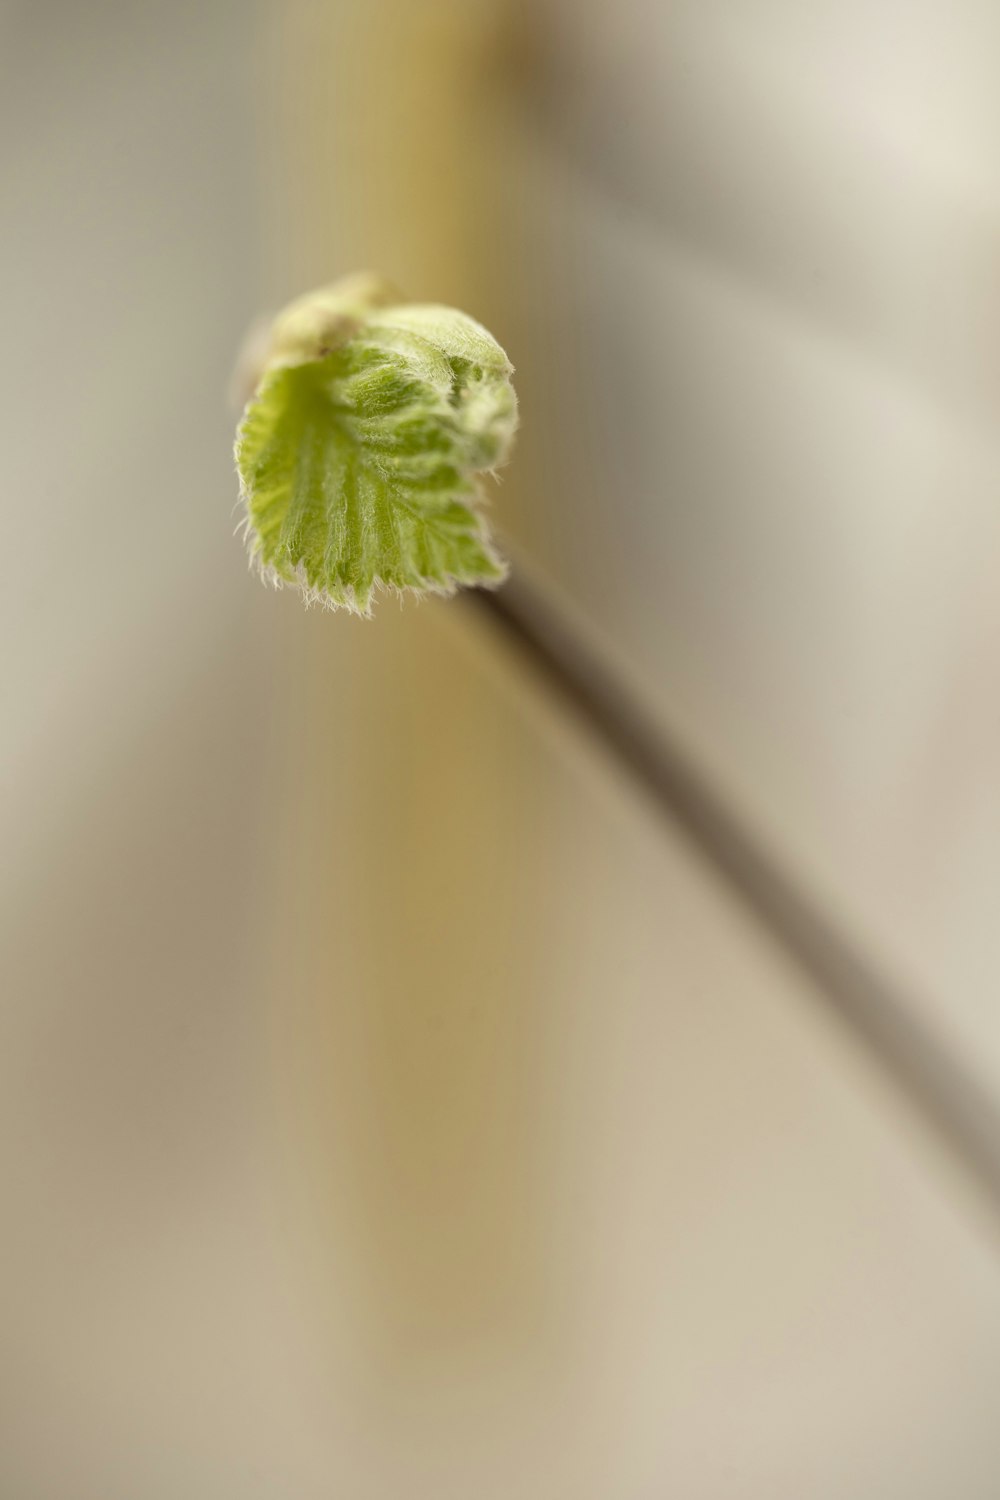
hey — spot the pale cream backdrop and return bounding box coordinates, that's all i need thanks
[3,2,1000,1496]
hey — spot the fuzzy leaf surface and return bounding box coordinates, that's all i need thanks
[235,299,517,613]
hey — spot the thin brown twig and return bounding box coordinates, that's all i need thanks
[466,566,1000,1225]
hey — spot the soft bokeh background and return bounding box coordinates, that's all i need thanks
[4,1,1000,1494]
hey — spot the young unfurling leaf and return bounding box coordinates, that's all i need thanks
[234,275,518,615]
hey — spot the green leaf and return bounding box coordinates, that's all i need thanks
[234,280,517,615]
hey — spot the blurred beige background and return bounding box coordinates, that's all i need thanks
[4,1,1000,1496]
